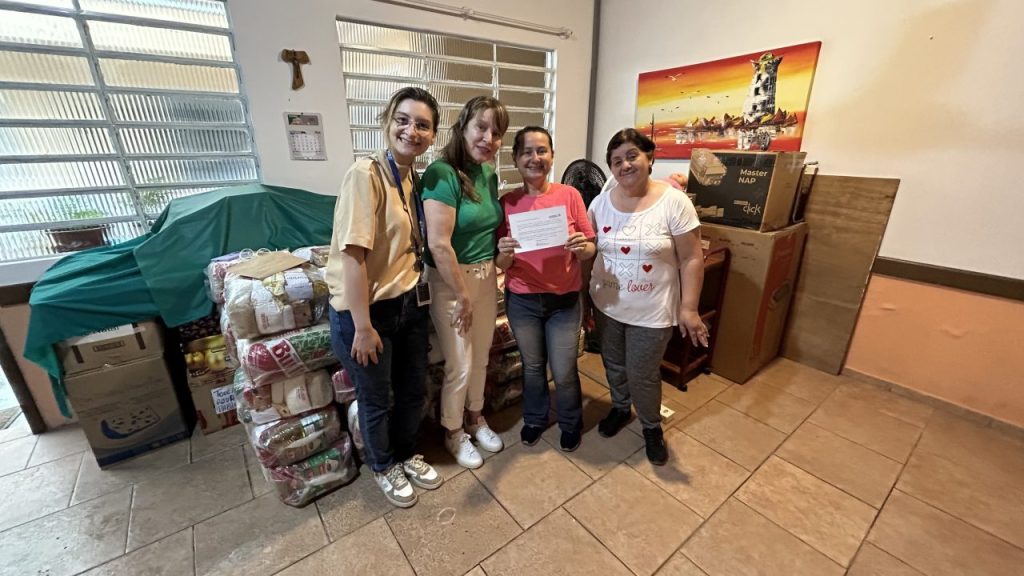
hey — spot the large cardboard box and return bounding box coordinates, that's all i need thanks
[688,149,806,231]
[65,355,189,467]
[182,334,239,435]
[58,320,163,376]
[701,222,808,383]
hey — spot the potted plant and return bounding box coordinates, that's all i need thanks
[45,197,111,253]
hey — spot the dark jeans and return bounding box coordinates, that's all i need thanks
[505,291,583,433]
[329,289,429,473]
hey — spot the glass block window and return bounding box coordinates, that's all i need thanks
[0,0,258,262]
[337,20,555,191]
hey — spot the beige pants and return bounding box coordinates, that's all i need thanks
[426,261,497,431]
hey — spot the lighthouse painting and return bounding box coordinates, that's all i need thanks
[635,42,821,159]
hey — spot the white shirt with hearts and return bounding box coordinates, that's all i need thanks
[588,183,700,328]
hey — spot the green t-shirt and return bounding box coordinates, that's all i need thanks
[420,159,503,265]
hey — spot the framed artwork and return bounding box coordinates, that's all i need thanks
[635,41,821,159]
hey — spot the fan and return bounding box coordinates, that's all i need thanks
[561,159,607,208]
[561,159,607,353]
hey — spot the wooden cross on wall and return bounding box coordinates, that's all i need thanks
[280,49,310,90]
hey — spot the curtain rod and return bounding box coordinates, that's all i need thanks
[371,0,573,39]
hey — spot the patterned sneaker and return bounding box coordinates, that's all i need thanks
[445,431,483,469]
[374,463,417,508]
[403,454,443,490]
[466,419,504,453]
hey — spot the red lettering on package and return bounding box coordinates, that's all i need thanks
[269,341,305,377]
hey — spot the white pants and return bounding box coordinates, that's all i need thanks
[426,261,497,431]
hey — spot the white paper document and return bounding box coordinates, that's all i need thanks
[507,205,569,253]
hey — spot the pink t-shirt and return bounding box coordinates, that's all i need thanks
[497,183,595,295]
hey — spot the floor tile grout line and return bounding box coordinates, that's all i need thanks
[772,452,890,511]
[125,483,137,554]
[896,485,1024,555]
[560,503,640,575]
[842,415,930,572]
[381,513,419,576]
[65,490,143,576]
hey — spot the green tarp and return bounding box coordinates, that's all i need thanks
[24,184,336,417]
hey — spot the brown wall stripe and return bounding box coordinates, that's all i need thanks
[872,257,1024,303]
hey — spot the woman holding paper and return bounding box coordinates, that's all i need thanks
[421,96,509,469]
[585,128,707,466]
[326,87,444,508]
[495,126,595,452]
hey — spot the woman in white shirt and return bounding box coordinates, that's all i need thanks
[585,128,709,465]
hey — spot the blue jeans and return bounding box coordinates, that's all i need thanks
[329,289,429,473]
[505,291,583,433]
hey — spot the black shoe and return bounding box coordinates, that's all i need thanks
[598,408,631,438]
[643,427,668,466]
[560,429,582,452]
[521,425,544,446]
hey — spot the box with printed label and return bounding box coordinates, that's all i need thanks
[701,222,808,383]
[58,320,164,376]
[182,334,239,435]
[687,149,806,231]
[65,355,189,467]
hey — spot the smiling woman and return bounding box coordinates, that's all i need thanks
[419,96,510,470]
[325,86,444,509]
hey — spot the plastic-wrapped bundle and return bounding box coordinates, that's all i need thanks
[206,251,244,304]
[291,245,330,267]
[332,369,356,405]
[346,401,365,463]
[220,308,237,366]
[251,406,342,467]
[269,435,357,507]
[223,263,329,339]
[491,314,516,352]
[236,369,334,425]
[239,322,336,387]
[485,349,524,411]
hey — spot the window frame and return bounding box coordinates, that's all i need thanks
[336,18,556,189]
[0,0,260,263]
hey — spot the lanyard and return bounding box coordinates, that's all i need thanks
[385,150,427,270]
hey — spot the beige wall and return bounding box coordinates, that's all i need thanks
[593,0,1024,280]
[230,0,595,196]
[846,276,1024,427]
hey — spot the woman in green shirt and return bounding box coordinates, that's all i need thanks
[421,96,509,469]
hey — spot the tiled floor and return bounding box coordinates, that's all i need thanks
[2,355,1023,576]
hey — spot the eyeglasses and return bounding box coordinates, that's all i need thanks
[392,114,434,134]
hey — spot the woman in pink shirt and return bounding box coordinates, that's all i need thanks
[495,126,596,451]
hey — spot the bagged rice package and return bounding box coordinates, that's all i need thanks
[269,435,357,507]
[251,405,342,467]
[223,263,329,339]
[237,370,334,424]
[239,322,336,387]
[332,368,356,405]
[346,400,365,463]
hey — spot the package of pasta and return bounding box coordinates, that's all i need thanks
[238,370,334,425]
[291,245,331,268]
[239,322,337,387]
[346,400,365,463]
[332,368,356,405]
[250,405,342,467]
[269,435,357,507]
[491,314,516,352]
[223,262,329,339]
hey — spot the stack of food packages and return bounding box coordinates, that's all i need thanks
[422,271,524,421]
[205,246,360,507]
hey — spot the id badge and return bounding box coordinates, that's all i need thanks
[415,280,431,307]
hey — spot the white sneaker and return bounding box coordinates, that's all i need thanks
[467,420,504,453]
[374,463,417,508]
[403,454,443,490]
[445,432,483,469]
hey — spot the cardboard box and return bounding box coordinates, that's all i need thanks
[65,355,189,467]
[182,334,239,435]
[688,149,806,231]
[59,320,163,376]
[701,222,808,383]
